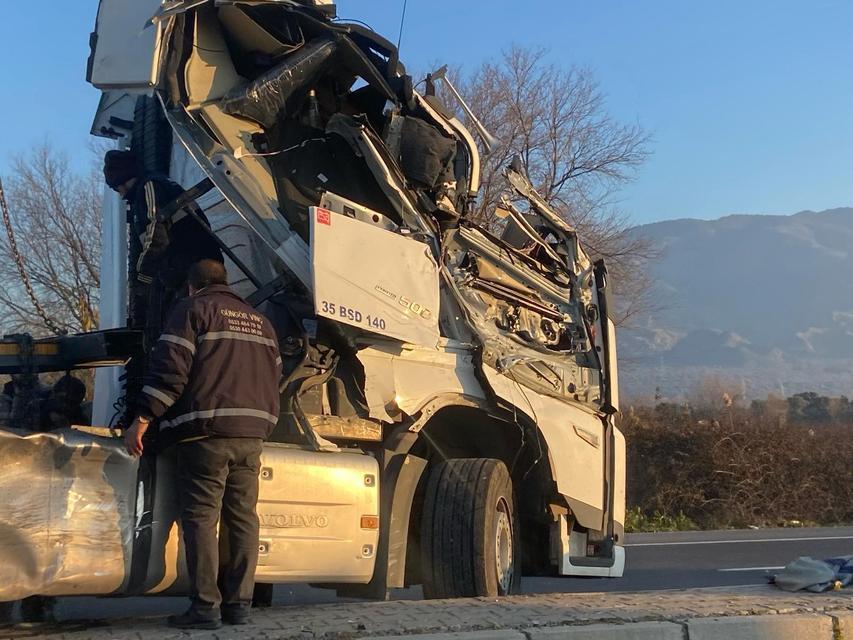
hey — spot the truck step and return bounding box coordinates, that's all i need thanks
[307,414,382,442]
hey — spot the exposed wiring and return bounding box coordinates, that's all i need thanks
[333,17,376,32]
[506,367,545,480]
[192,44,228,54]
[234,137,326,160]
[108,394,126,432]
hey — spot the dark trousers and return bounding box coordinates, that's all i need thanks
[177,437,264,614]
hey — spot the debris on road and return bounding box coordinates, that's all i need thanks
[772,555,853,592]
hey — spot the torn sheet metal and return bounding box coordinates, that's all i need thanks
[311,207,440,346]
[164,105,312,289]
[356,340,483,422]
[0,428,137,601]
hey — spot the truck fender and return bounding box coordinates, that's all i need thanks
[336,452,426,598]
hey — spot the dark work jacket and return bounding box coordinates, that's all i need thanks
[135,285,282,447]
[126,174,223,289]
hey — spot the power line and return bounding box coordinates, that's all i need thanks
[396,0,409,53]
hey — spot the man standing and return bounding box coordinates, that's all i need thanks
[104,149,223,430]
[124,259,282,630]
[103,150,223,344]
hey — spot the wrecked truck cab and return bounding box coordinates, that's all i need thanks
[0,0,624,605]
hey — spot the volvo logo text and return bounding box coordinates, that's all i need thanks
[259,513,330,529]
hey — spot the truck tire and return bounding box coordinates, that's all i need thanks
[420,458,520,598]
[131,95,172,176]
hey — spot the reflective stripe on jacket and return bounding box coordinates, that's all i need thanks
[135,284,282,447]
[126,175,223,288]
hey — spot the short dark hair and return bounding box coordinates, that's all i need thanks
[189,259,228,290]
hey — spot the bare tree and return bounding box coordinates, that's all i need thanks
[0,145,102,336]
[455,46,658,325]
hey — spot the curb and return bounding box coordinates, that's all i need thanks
[686,614,833,639]
[836,612,853,638]
[366,633,527,640]
[524,621,683,639]
[366,613,845,640]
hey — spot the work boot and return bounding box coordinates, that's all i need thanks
[222,605,250,625]
[167,608,221,630]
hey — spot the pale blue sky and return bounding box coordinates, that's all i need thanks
[0,1,850,224]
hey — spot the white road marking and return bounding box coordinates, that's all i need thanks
[718,566,785,572]
[627,535,853,547]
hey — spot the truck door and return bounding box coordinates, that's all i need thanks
[87,0,165,91]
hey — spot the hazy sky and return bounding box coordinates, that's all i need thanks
[0,0,850,224]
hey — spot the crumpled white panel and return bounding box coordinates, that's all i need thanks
[0,429,137,601]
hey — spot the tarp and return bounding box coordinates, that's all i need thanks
[772,555,853,592]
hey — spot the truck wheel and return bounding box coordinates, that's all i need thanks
[421,458,520,598]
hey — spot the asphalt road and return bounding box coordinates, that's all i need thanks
[49,526,853,621]
[528,525,853,594]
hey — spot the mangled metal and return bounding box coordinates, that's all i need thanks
[91,0,620,534]
[0,0,627,602]
[220,37,339,129]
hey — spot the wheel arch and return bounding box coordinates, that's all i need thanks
[405,401,560,581]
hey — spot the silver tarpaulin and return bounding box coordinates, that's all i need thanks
[0,428,137,601]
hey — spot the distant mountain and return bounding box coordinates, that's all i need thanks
[618,207,853,400]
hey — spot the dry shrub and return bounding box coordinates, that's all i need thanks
[622,406,853,529]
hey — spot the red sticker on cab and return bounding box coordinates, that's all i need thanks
[316,208,331,225]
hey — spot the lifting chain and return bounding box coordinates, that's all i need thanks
[0,177,65,334]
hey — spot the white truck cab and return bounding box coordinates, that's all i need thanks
[0,0,625,605]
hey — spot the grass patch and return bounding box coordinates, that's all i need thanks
[625,506,698,533]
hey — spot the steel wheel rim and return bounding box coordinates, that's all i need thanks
[494,496,513,593]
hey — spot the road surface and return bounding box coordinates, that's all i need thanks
[50,526,853,621]
[532,525,853,593]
